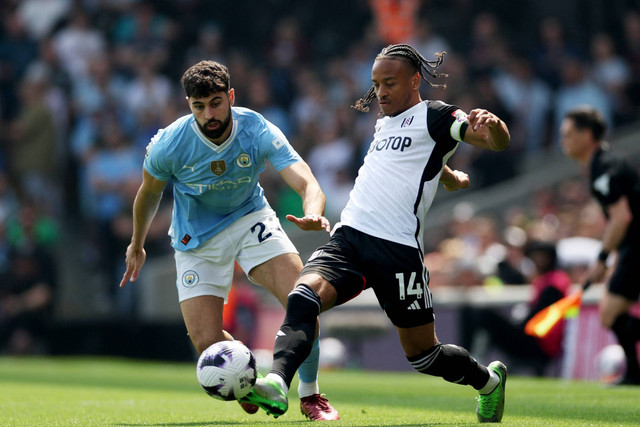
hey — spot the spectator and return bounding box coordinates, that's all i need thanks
[492,53,553,153]
[16,0,70,40]
[246,72,292,137]
[85,120,141,302]
[532,16,583,89]
[622,11,640,119]
[590,33,631,124]
[0,11,39,121]
[306,120,355,220]
[369,0,421,44]
[52,9,106,80]
[459,241,572,375]
[183,23,226,73]
[0,244,57,355]
[410,17,451,60]
[122,51,173,124]
[554,55,612,134]
[8,72,60,214]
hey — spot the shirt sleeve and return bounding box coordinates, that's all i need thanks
[594,160,631,207]
[259,118,302,171]
[143,128,172,181]
[426,100,470,147]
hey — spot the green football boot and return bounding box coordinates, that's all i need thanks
[238,377,288,418]
[477,361,507,423]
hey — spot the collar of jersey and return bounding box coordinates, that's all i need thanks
[190,118,239,153]
[384,100,425,122]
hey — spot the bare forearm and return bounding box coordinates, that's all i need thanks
[130,189,163,248]
[600,217,629,253]
[300,183,326,216]
[487,119,510,151]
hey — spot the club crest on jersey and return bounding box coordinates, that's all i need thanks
[236,153,251,168]
[181,270,199,287]
[210,160,226,176]
[401,116,414,128]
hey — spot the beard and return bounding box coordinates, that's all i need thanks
[198,110,232,140]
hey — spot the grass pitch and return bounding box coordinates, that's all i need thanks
[1,357,639,426]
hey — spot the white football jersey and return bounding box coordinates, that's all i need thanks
[340,100,468,251]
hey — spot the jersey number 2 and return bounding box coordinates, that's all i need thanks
[251,222,272,242]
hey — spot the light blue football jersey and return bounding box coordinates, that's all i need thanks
[144,107,301,250]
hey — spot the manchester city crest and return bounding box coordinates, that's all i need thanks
[182,270,199,287]
[236,153,252,168]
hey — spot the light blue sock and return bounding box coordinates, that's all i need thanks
[297,337,320,397]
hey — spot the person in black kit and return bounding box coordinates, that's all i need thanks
[560,105,640,385]
[460,241,571,375]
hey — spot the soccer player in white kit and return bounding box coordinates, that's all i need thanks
[119,60,339,420]
[244,45,511,423]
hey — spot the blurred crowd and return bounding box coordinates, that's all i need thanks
[1,0,640,353]
[423,179,607,289]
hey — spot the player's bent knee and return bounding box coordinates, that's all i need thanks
[284,284,321,325]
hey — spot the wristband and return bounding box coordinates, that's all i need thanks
[598,250,610,262]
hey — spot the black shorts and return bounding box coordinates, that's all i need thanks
[300,225,434,328]
[609,244,640,301]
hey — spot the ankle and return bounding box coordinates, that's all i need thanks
[478,367,499,394]
[298,380,320,398]
[266,373,289,394]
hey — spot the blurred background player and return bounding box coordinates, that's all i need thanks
[560,105,640,385]
[119,60,339,418]
[242,44,510,423]
[460,240,571,375]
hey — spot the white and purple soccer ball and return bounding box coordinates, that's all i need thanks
[196,340,257,401]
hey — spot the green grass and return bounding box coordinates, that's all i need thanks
[1,357,639,426]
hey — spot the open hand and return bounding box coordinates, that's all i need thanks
[286,214,331,232]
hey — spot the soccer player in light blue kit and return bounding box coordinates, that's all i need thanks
[119,60,339,420]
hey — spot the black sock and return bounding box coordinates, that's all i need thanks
[407,343,490,390]
[611,313,640,378]
[270,284,321,388]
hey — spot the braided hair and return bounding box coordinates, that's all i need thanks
[353,44,447,112]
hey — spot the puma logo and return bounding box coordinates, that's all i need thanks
[182,163,198,172]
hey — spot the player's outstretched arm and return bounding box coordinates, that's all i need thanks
[279,161,331,232]
[439,165,470,191]
[463,109,510,151]
[587,195,632,284]
[120,169,167,287]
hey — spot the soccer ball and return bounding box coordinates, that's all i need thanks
[595,344,626,383]
[196,340,257,401]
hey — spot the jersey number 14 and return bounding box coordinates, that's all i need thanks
[396,272,423,300]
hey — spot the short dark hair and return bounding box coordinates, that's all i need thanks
[181,60,230,99]
[353,44,446,112]
[564,105,608,141]
[525,240,558,273]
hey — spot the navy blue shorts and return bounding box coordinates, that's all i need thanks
[300,225,434,328]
